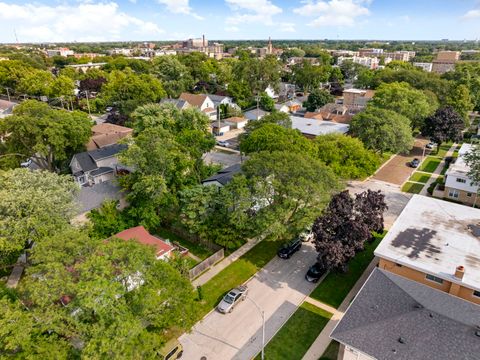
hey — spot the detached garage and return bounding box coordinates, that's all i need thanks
[224,117,248,129]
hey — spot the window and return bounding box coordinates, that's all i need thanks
[426,274,444,284]
[467,193,472,197]
[395,263,403,267]
[449,189,459,199]
[456,178,467,183]
[473,290,480,298]
[165,347,178,360]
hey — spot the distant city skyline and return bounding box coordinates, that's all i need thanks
[1,0,480,43]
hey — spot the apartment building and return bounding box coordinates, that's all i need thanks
[342,89,375,112]
[432,50,460,74]
[443,143,479,205]
[331,195,480,360]
[337,56,379,69]
[413,62,433,72]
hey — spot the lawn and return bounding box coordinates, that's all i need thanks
[408,172,431,184]
[418,156,441,173]
[319,341,340,360]
[196,236,283,318]
[255,302,332,360]
[309,233,384,309]
[432,142,453,158]
[156,228,214,260]
[401,181,424,194]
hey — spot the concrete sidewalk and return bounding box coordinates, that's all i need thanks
[192,236,264,287]
[302,257,379,360]
[419,144,456,196]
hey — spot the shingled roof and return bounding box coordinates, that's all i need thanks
[331,268,480,360]
[202,163,242,186]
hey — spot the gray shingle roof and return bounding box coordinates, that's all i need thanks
[202,163,242,186]
[90,167,114,177]
[73,144,127,173]
[331,268,480,360]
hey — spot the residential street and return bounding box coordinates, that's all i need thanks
[180,242,319,360]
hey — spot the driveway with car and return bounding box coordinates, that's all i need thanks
[179,242,319,360]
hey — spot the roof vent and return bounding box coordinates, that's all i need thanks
[429,313,434,318]
[468,224,480,238]
[398,337,406,344]
[414,303,423,309]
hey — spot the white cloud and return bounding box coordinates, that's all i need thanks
[279,22,296,33]
[157,0,204,20]
[225,26,240,32]
[0,2,164,42]
[225,0,282,26]
[293,0,370,27]
[463,9,480,19]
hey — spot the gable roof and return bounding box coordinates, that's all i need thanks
[114,226,174,258]
[224,116,247,123]
[331,268,480,360]
[208,94,231,103]
[243,108,268,120]
[73,143,127,172]
[179,92,210,108]
[160,98,190,110]
[202,163,242,186]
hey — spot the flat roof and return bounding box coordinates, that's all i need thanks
[447,143,473,175]
[290,116,349,136]
[375,194,480,291]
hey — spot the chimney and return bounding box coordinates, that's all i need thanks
[455,265,465,280]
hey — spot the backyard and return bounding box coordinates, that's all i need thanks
[255,302,332,360]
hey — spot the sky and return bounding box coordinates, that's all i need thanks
[0,0,480,43]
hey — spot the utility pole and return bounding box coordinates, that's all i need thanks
[5,87,11,102]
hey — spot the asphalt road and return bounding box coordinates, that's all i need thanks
[179,242,319,360]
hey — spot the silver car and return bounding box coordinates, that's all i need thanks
[216,286,248,314]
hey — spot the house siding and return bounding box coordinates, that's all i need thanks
[443,186,477,206]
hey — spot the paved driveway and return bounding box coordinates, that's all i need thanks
[203,150,243,168]
[180,243,319,360]
[373,138,430,185]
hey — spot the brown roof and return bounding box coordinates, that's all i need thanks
[319,111,352,124]
[87,123,133,150]
[179,92,209,108]
[224,116,247,123]
[304,112,323,120]
[92,123,133,136]
[114,226,174,258]
[365,90,376,99]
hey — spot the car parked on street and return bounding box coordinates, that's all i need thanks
[217,140,230,147]
[277,238,302,259]
[158,338,183,360]
[216,286,248,314]
[426,142,437,149]
[305,263,326,283]
[409,158,420,168]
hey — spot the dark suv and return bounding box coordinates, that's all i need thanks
[305,263,326,282]
[277,238,302,259]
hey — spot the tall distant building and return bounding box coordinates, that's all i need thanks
[432,50,460,74]
[267,37,273,55]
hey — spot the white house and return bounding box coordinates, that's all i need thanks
[179,93,216,120]
[224,116,248,129]
[290,115,349,139]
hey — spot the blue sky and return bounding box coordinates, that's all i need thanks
[0,0,480,43]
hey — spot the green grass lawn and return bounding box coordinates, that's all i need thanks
[319,341,340,360]
[419,156,441,173]
[401,181,424,194]
[156,228,214,260]
[309,233,384,309]
[255,302,332,360]
[408,172,431,184]
[432,142,453,158]
[196,236,283,318]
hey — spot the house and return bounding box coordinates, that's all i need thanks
[160,98,191,110]
[284,99,302,113]
[274,103,290,113]
[243,108,269,121]
[70,143,127,186]
[224,117,248,129]
[202,164,242,187]
[265,83,296,101]
[87,123,133,151]
[179,92,216,120]
[331,268,480,360]
[442,144,478,205]
[342,89,374,112]
[0,99,17,118]
[375,195,480,305]
[114,226,174,260]
[413,62,433,72]
[290,116,349,139]
[207,94,239,109]
[211,122,231,135]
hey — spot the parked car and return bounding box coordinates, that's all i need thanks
[158,338,183,360]
[409,158,420,168]
[305,263,326,283]
[217,286,248,314]
[299,226,314,242]
[20,159,32,168]
[277,238,302,259]
[217,140,230,147]
[426,142,437,149]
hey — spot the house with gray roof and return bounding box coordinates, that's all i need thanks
[201,163,242,187]
[160,98,191,110]
[331,268,480,360]
[70,143,127,186]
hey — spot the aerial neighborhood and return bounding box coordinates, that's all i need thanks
[2,1,480,358]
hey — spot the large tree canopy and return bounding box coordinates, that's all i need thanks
[152,56,194,98]
[303,89,334,112]
[369,82,438,129]
[0,168,78,266]
[0,100,91,171]
[421,106,465,146]
[314,134,380,180]
[349,107,414,154]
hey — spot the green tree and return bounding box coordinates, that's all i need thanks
[17,69,54,96]
[259,92,275,111]
[445,84,473,121]
[101,69,166,115]
[152,56,194,98]
[240,123,316,156]
[369,82,438,129]
[48,75,75,99]
[350,107,414,154]
[0,100,91,171]
[292,61,331,92]
[243,111,292,136]
[0,168,78,267]
[314,134,380,179]
[303,89,334,112]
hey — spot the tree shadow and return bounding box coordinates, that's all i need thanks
[391,228,440,259]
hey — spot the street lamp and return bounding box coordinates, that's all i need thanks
[245,296,265,360]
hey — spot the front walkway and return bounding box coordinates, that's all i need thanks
[302,257,380,360]
[192,236,264,287]
[419,144,456,196]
